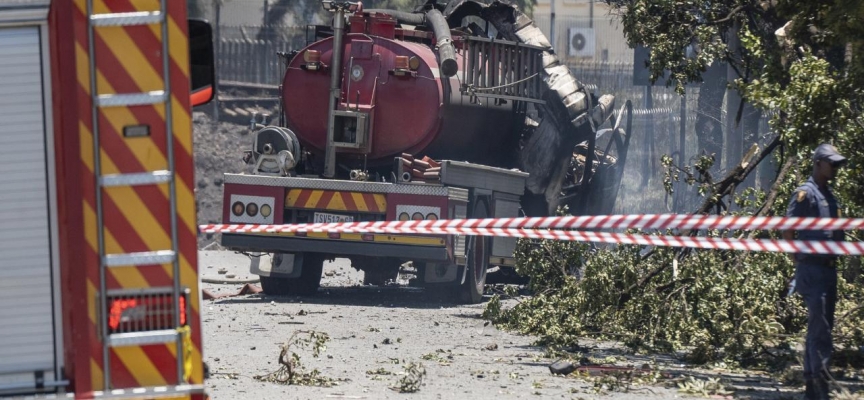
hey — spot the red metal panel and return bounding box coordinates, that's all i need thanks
[49,0,90,393]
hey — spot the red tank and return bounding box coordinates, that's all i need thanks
[281,13,518,168]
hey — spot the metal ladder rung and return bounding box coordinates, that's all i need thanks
[107,330,178,347]
[92,384,206,398]
[100,170,173,187]
[97,91,167,107]
[104,250,176,267]
[90,11,164,27]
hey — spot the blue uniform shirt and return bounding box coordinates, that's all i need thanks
[786,176,844,263]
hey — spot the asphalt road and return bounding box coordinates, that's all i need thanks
[198,250,807,400]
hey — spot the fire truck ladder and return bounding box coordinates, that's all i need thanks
[86,0,187,390]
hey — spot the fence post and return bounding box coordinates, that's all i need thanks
[213,0,221,121]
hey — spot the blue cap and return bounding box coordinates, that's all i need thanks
[812,143,847,165]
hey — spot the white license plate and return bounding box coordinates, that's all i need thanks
[313,212,354,223]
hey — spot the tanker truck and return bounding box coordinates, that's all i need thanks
[219,0,633,303]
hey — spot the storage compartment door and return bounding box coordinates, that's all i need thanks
[0,24,61,395]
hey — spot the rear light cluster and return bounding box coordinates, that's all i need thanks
[398,212,438,221]
[106,291,188,334]
[231,200,272,218]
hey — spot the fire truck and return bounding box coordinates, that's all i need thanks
[0,0,213,398]
[220,0,632,303]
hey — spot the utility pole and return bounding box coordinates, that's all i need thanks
[213,0,221,122]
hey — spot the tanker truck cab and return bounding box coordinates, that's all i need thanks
[219,0,631,303]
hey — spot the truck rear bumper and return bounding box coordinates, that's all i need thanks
[222,233,449,260]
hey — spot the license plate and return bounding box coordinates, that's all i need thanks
[313,212,354,223]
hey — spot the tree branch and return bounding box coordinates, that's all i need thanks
[694,135,781,215]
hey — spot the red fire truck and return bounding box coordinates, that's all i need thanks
[0,0,213,398]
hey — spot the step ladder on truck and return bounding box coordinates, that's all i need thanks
[0,0,214,398]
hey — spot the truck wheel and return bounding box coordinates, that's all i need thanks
[362,258,401,286]
[259,253,325,296]
[460,201,490,304]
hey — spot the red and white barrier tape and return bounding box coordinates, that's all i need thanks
[199,214,864,255]
[201,214,864,234]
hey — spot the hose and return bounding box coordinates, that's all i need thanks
[364,8,457,77]
[364,9,426,25]
[424,9,458,77]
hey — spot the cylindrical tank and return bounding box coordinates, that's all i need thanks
[282,29,518,168]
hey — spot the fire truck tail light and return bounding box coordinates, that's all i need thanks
[361,233,374,241]
[328,232,341,239]
[231,201,245,216]
[106,291,188,335]
[246,202,259,217]
[395,55,409,70]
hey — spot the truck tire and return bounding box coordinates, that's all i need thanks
[259,253,325,296]
[460,201,490,303]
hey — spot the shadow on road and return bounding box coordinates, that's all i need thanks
[209,284,493,310]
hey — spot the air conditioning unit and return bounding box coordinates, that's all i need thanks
[568,27,595,58]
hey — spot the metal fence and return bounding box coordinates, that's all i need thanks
[217,26,306,85]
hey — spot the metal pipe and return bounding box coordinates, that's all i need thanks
[364,9,425,25]
[425,9,458,77]
[324,7,346,178]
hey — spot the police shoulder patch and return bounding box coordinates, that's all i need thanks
[797,190,807,203]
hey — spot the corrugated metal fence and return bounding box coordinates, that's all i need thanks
[217,25,306,85]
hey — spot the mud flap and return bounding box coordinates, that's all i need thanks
[250,253,304,278]
[423,262,460,283]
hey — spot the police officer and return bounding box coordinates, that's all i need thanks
[783,143,848,400]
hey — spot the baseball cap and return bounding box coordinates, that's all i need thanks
[812,143,847,166]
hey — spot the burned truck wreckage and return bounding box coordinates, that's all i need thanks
[220,0,634,300]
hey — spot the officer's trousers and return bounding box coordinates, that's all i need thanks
[795,263,838,379]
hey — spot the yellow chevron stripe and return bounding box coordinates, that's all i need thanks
[90,358,103,392]
[78,121,171,256]
[166,340,204,384]
[349,192,368,212]
[74,44,169,180]
[89,0,159,14]
[286,189,301,207]
[87,280,97,323]
[74,40,196,236]
[327,192,348,211]
[88,281,103,390]
[79,1,163,94]
[170,96,194,159]
[84,202,150,289]
[113,347,167,387]
[306,190,324,208]
[81,125,151,290]
[373,194,387,211]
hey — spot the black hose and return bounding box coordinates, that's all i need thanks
[364,9,426,25]
[424,9,458,77]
